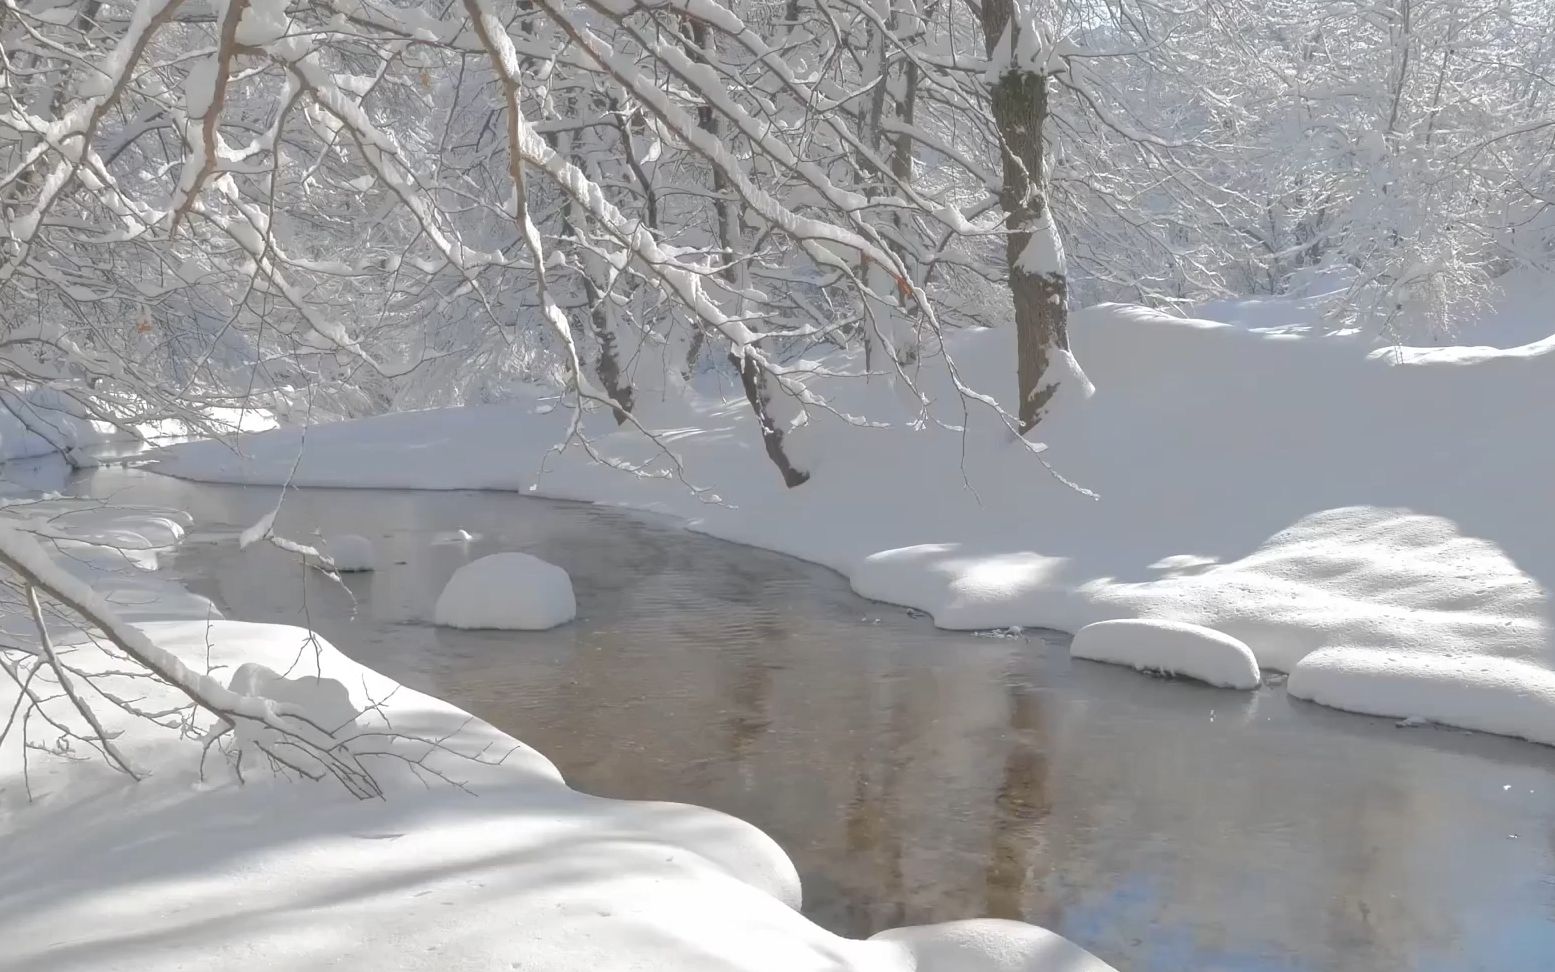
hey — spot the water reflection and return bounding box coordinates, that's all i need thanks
[51,461,1555,971]
[986,681,1053,923]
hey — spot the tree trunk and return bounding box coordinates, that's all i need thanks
[684,18,809,487]
[580,264,634,424]
[854,0,922,372]
[560,105,633,423]
[981,0,1071,432]
[729,348,810,488]
[886,5,921,365]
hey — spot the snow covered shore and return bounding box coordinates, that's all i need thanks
[0,502,1117,971]
[0,388,102,463]
[147,304,1555,746]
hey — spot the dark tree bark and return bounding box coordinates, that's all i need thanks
[559,99,634,425]
[684,18,809,487]
[981,0,1071,432]
[580,268,634,424]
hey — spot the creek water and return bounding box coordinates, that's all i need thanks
[40,457,1555,972]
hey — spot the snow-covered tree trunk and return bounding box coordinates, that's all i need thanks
[559,112,634,424]
[982,0,1071,432]
[680,18,724,379]
[681,16,809,487]
[856,0,921,373]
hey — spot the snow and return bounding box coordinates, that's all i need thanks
[238,509,277,548]
[148,301,1555,746]
[0,502,1118,972]
[136,405,280,439]
[235,0,292,47]
[433,552,576,630]
[1016,208,1065,278]
[0,387,103,461]
[1070,619,1261,690]
[873,921,1119,972]
[320,532,375,571]
[1194,266,1555,349]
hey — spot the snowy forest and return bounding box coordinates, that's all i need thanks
[3,0,1555,970]
[5,0,1554,461]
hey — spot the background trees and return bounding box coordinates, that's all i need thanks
[2,0,1552,483]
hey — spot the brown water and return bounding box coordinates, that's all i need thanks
[47,457,1555,972]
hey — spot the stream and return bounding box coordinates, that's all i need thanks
[29,455,1555,972]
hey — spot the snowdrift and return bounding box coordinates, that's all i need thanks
[148,304,1555,745]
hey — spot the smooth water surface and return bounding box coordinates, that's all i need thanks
[48,457,1555,971]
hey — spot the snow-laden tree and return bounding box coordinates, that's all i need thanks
[1140,0,1555,338]
[5,0,1553,470]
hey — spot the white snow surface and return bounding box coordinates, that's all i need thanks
[433,552,576,629]
[1070,619,1261,690]
[1194,266,1555,349]
[148,303,1555,746]
[0,509,1118,972]
[320,532,375,571]
[0,387,103,461]
[874,921,1118,972]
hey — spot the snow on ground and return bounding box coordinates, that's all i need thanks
[0,503,1118,971]
[433,551,576,630]
[1461,267,1555,348]
[1195,267,1555,349]
[1070,620,1261,689]
[134,404,281,440]
[147,302,1555,745]
[320,532,375,571]
[0,387,103,462]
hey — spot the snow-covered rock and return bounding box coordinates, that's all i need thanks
[434,552,576,630]
[227,661,361,760]
[1070,619,1261,689]
[321,533,375,572]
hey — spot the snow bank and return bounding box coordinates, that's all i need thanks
[0,508,1118,972]
[0,386,102,461]
[320,532,375,571]
[148,302,1555,746]
[1070,619,1260,689]
[1194,267,1555,349]
[434,552,576,630]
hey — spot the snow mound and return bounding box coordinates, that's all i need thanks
[1290,650,1555,744]
[321,533,375,571]
[1071,619,1260,689]
[874,920,1118,972]
[434,552,576,630]
[227,662,362,760]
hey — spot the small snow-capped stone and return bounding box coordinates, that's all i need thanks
[1072,619,1260,690]
[321,533,375,572]
[434,552,576,630]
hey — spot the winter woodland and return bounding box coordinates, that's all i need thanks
[2,0,1555,969]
